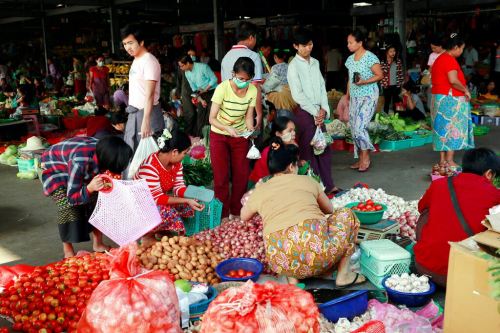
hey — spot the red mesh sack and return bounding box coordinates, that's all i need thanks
[201,280,320,333]
[352,321,386,333]
[0,265,36,288]
[77,244,182,333]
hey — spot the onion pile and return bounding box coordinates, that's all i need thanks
[193,215,272,274]
[396,211,418,242]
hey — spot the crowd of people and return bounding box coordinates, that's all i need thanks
[5,20,495,288]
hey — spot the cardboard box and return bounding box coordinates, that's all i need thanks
[443,232,500,332]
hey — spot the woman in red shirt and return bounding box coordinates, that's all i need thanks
[415,148,500,287]
[430,34,474,167]
[88,56,111,109]
[134,129,204,244]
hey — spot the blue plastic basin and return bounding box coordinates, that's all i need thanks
[216,258,263,283]
[317,290,368,322]
[382,276,436,307]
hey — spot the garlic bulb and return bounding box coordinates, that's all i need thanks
[384,273,432,294]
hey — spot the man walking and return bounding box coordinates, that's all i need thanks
[121,23,164,152]
[288,27,339,194]
[221,21,263,130]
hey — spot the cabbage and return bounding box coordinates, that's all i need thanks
[6,155,17,165]
[17,171,37,179]
[4,145,18,156]
[0,153,7,163]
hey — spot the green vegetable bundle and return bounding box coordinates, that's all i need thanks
[17,171,38,179]
[183,159,214,186]
[375,112,407,132]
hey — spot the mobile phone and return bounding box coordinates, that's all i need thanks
[353,72,361,84]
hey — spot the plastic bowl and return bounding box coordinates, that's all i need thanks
[382,277,436,307]
[345,202,387,224]
[188,282,218,315]
[317,290,368,322]
[216,258,264,283]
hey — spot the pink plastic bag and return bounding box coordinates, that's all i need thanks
[77,244,182,333]
[368,300,433,333]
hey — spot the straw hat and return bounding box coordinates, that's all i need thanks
[20,137,46,151]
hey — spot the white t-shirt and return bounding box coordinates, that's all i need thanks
[129,53,161,108]
[463,48,478,67]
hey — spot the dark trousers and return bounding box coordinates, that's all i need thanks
[326,71,341,91]
[383,85,400,112]
[182,94,197,136]
[196,89,215,138]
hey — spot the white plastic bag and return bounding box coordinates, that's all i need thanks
[127,136,159,179]
[246,139,261,159]
[312,126,327,155]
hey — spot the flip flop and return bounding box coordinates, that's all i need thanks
[350,162,361,169]
[359,161,371,172]
[335,273,361,289]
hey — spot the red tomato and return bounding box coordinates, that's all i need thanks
[0,327,9,333]
[245,271,254,277]
[12,322,23,331]
[228,270,236,277]
[237,269,246,277]
[366,199,374,206]
[365,205,373,211]
[374,205,383,211]
[357,202,365,209]
[361,208,367,212]
[38,313,47,322]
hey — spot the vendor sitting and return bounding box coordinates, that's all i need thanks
[134,129,204,244]
[86,107,116,139]
[401,82,426,121]
[110,111,128,133]
[480,80,498,100]
[241,137,365,286]
[414,147,500,287]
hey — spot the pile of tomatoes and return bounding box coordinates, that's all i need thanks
[225,269,255,279]
[351,199,384,212]
[0,252,111,333]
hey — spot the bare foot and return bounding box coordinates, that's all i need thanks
[64,250,76,259]
[287,277,300,285]
[93,245,111,253]
[350,161,361,169]
[336,271,366,287]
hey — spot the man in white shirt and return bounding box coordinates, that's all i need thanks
[288,27,338,194]
[221,21,262,129]
[463,45,478,68]
[121,23,164,152]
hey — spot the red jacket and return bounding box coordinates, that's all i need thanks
[414,173,500,276]
[380,59,403,87]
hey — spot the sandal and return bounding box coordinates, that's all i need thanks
[359,161,371,172]
[350,162,361,169]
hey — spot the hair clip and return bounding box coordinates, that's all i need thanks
[450,33,457,38]
[157,129,172,149]
[271,142,281,151]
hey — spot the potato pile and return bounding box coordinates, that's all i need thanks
[136,236,222,286]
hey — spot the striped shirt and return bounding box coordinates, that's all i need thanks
[210,80,257,135]
[133,152,187,206]
[41,137,99,205]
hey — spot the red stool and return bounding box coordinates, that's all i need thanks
[22,115,40,136]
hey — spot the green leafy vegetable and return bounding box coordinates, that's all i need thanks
[183,158,214,186]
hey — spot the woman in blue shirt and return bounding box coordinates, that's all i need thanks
[345,30,383,172]
[178,54,218,137]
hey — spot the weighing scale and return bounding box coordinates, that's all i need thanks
[356,219,400,244]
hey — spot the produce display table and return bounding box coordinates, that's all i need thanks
[0,119,30,141]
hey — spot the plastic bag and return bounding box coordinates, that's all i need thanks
[311,127,327,155]
[84,90,95,103]
[78,244,182,333]
[368,300,433,333]
[246,140,261,159]
[176,287,191,329]
[352,321,386,333]
[128,136,159,179]
[201,280,320,333]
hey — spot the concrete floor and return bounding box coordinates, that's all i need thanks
[0,126,499,327]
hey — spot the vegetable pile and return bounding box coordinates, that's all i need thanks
[0,252,111,333]
[367,122,411,144]
[351,199,384,212]
[183,159,214,187]
[325,119,347,137]
[384,273,431,293]
[136,236,222,286]
[396,211,418,242]
[193,215,272,274]
[0,144,19,165]
[331,188,419,220]
[375,112,425,133]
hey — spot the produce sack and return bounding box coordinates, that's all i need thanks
[78,244,182,333]
[246,139,261,159]
[128,136,159,179]
[200,280,320,333]
[311,127,327,155]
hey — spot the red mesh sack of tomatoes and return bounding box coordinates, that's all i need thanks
[77,244,182,333]
[200,280,320,333]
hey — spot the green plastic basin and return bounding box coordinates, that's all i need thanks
[345,202,387,224]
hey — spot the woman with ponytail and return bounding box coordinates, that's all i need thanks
[134,129,204,244]
[241,137,365,287]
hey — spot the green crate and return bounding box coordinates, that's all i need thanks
[16,159,35,172]
[379,139,412,151]
[410,135,425,147]
[184,199,223,236]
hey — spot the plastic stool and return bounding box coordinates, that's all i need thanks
[22,115,40,136]
[481,116,500,126]
[471,114,481,124]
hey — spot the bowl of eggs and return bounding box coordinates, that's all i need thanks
[382,273,436,307]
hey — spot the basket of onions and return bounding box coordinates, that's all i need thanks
[382,273,435,307]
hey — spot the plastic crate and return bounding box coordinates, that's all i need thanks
[410,135,425,147]
[481,116,500,126]
[184,199,222,236]
[331,139,348,151]
[16,159,36,172]
[360,239,411,289]
[378,139,412,151]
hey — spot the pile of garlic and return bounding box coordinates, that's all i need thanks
[384,273,430,293]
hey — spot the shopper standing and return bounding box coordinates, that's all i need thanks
[121,23,165,152]
[176,47,197,136]
[288,27,339,194]
[345,30,383,172]
[426,34,446,109]
[209,57,257,219]
[178,54,218,137]
[462,44,478,69]
[324,44,343,91]
[48,58,63,94]
[221,21,263,130]
[430,34,474,167]
[380,46,403,113]
[71,55,86,95]
[84,55,96,92]
[89,56,111,109]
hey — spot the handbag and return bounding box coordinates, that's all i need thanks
[416,176,474,241]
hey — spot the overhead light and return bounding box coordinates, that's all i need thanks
[244,16,250,19]
[353,2,372,7]
[56,4,64,7]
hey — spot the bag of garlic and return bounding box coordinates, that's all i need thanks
[246,139,261,159]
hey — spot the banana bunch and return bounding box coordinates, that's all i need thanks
[105,64,115,73]
[116,64,131,74]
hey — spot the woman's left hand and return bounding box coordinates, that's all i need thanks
[186,199,205,212]
[354,78,366,86]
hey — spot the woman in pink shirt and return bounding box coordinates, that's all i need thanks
[427,33,446,110]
